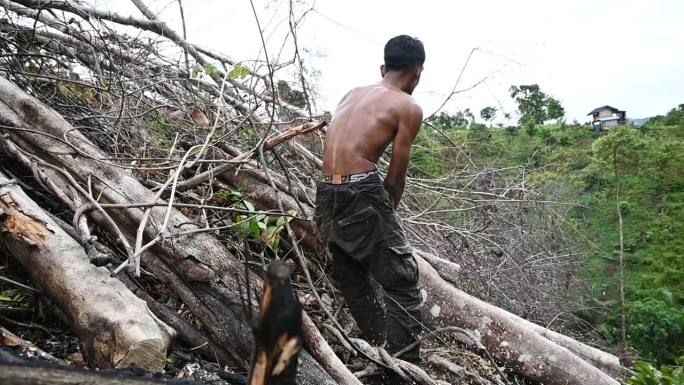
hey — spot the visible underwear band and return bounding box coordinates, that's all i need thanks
[321,170,377,185]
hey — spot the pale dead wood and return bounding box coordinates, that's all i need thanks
[417,255,620,385]
[0,170,173,370]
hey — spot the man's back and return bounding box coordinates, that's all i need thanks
[322,84,420,176]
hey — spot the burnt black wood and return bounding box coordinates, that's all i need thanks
[248,262,302,385]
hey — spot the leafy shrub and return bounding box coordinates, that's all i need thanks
[627,300,684,363]
[627,359,684,385]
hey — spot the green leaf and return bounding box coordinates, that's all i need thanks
[242,200,256,213]
[266,226,278,237]
[205,63,219,78]
[0,294,14,302]
[228,63,249,79]
[229,191,243,200]
[249,218,260,236]
[261,225,283,249]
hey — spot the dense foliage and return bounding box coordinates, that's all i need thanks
[418,104,684,365]
[627,359,684,385]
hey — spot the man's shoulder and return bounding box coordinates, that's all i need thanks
[384,88,420,110]
[395,94,422,118]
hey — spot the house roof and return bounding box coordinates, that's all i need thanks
[587,105,624,115]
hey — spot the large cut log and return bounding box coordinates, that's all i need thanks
[409,251,620,375]
[118,274,235,367]
[417,256,620,385]
[0,171,173,370]
[502,305,621,376]
[413,253,621,375]
[0,76,354,385]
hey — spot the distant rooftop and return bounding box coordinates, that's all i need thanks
[587,105,625,116]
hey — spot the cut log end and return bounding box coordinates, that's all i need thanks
[115,339,168,372]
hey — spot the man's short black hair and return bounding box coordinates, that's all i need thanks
[384,35,425,71]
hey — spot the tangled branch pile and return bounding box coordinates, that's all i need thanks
[0,1,623,384]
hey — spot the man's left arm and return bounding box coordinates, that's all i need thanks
[383,103,423,208]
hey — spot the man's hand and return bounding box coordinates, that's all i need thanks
[383,102,423,208]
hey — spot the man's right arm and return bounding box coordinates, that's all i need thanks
[383,102,423,208]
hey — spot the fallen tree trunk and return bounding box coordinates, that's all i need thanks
[413,249,461,286]
[413,252,621,375]
[504,306,621,376]
[417,255,620,385]
[0,76,353,385]
[0,171,173,370]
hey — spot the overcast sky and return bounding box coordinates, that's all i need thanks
[96,0,684,123]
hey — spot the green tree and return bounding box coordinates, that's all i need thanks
[509,84,565,124]
[480,106,497,127]
[627,299,684,363]
[593,127,647,348]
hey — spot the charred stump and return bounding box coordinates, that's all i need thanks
[248,262,302,385]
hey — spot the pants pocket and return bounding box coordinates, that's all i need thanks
[335,205,379,257]
[373,248,419,289]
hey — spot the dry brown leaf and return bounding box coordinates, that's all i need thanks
[191,109,210,126]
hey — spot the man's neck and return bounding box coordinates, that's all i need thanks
[381,71,413,94]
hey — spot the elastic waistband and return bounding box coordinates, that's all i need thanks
[321,170,378,185]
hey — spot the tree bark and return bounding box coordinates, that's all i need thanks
[614,152,627,348]
[417,255,620,385]
[0,171,173,370]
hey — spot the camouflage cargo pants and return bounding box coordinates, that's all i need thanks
[314,173,422,361]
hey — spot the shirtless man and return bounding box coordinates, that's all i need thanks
[315,35,425,362]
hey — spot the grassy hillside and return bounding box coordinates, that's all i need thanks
[418,105,684,364]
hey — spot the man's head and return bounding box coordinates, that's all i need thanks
[381,35,425,94]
